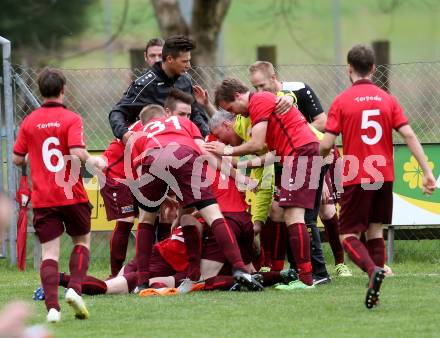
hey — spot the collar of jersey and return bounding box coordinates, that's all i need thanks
[352,79,373,86]
[41,101,66,108]
[152,62,179,83]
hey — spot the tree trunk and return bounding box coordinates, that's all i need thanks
[150,0,189,37]
[151,0,230,67]
[190,0,230,66]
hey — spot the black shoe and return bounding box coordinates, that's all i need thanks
[365,267,385,309]
[313,275,331,286]
[229,283,242,291]
[252,273,263,285]
[233,270,264,291]
[133,282,149,294]
[280,269,298,284]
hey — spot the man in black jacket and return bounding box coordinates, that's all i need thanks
[109,35,210,142]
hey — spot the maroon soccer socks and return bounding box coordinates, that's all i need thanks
[60,273,107,295]
[287,223,313,285]
[181,225,201,281]
[136,222,155,286]
[110,221,134,277]
[68,245,90,295]
[342,236,376,277]
[40,259,60,311]
[366,238,386,268]
[211,218,247,272]
[204,275,235,290]
[322,214,345,265]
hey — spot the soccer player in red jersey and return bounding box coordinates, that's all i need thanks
[320,44,437,308]
[101,119,143,277]
[128,104,262,292]
[207,79,323,288]
[12,68,106,323]
[249,61,349,279]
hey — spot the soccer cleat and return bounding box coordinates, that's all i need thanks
[133,282,149,294]
[313,275,332,286]
[139,287,179,297]
[233,270,264,291]
[280,269,298,284]
[252,273,263,285]
[228,283,242,291]
[65,288,89,320]
[177,278,197,294]
[275,280,315,291]
[365,267,386,309]
[33,286,45,301]
[46,308,61,323]
[335,263,353,277]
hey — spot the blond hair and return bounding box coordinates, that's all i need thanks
[248,61,276,78]
[139,104,166,124]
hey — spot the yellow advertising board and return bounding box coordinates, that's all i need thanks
[84,151,117,231]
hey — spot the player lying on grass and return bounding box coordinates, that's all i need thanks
[33,214,297,298]
[319,44,436,309]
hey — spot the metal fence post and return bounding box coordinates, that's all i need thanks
[1,36,18,266]
[0,73,4,259]
[387,225,395,265]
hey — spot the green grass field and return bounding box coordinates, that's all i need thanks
[1,242,440,338]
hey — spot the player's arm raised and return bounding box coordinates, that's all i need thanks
[193,84,217,118]
[397,124,436,195]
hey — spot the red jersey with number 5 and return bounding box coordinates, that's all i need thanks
[325,79,408,186]
[13,102,89,208]
[131,116,203,169]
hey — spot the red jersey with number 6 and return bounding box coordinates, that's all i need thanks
[325,79,408,186]
[13,102,89,208]
[131,116,203,169]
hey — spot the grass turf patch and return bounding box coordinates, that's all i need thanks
[1,260,439,338]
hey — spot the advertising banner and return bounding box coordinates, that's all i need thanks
[392,144,440,225]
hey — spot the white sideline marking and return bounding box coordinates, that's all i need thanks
[389,273,440,277]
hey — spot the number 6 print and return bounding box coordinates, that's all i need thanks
[42,137,65,172]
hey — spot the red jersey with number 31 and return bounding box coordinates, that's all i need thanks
[132,116,203,169]
[325,80,408,186]
[13,102,89,208]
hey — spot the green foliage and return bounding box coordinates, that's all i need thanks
[0,0,97,64]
